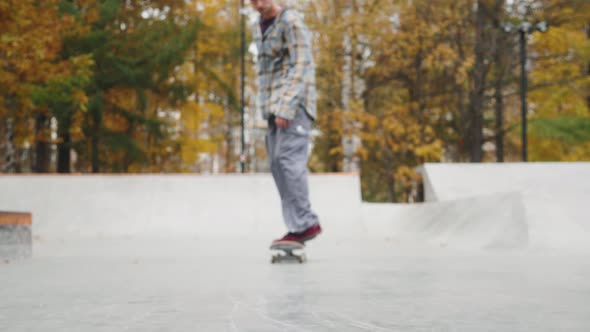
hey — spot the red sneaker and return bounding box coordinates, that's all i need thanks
[297,223,322,243]
[272,224,322,245]
[272,232,300,244]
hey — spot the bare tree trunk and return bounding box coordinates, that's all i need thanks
[1,118,16,172]
[587,23,589,109]
[0,119,7,172]
[387,170,397,203]
[57,118,71,173]
[467,0,488,162]
[224,105,235,173]
[33,113,50,172]
[90,105,101,173]
[494,79,504,162]
[493,0,506,162]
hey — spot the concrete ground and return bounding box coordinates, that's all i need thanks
[2,236,589,332]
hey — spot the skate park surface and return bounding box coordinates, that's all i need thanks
[1,162,589,331]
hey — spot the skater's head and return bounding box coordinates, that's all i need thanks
[251,0,281,20]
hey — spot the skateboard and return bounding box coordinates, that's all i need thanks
[270,240,306,264]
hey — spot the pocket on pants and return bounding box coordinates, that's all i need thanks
[287,109,312,137]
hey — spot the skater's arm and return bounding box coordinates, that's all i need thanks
[274,11,312,121]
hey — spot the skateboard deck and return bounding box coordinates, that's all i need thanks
[270,240,306,264]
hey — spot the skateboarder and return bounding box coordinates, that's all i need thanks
[251,0,322,244]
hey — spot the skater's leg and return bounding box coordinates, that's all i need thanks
[266,119,286,201]
[272,109,319,233]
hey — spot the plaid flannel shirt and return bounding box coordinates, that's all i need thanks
[254,9,316,121]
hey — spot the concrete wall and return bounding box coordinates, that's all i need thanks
[0,174,362,239]
[2,162,587,251]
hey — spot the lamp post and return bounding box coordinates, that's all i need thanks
[501,21,547,162]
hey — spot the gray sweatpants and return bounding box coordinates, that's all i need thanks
[266,109,319,233]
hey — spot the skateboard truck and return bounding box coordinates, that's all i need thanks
[270,240,307,264]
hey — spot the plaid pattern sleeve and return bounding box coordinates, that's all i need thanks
[273,11,314,120]
[254,9,316,121]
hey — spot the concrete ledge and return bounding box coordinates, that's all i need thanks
[0,212,32,259]
[0,211,32,225]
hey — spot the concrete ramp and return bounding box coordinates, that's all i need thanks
[0,174,362,239]
[419,162,590,250]
[363,191,527,249]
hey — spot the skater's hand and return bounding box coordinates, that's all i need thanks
[275,116,291,129]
